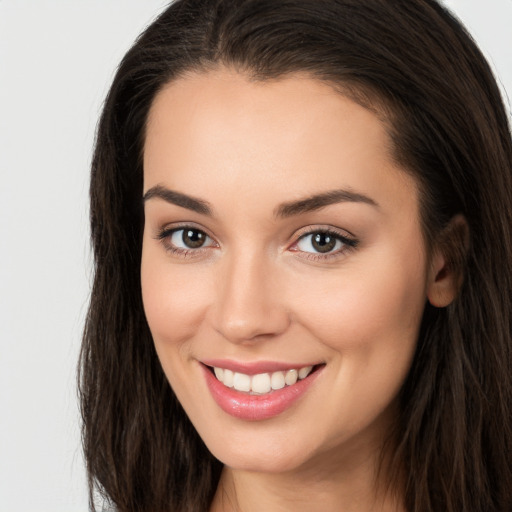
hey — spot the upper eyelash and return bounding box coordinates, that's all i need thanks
[154,225,359,260]
[155,226,214,257]
[155,223,212,242]
[297,228,357,246]
[291,228,359,260]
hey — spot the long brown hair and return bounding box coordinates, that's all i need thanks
[79,1,512,510]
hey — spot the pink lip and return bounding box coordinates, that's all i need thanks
[201,362,324,421]
[201,358,318,375]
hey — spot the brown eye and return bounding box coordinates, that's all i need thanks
[296,231,342,254]
[311,233,337,253]
[182,229,207,248]
[168,228,213,250]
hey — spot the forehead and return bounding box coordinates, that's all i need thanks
[143,68,418,216]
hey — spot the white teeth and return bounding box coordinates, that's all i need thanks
[214,367,224,381]
[251,373,271,394]
[271,371,285,390]
[298,366,313,379]
[213,365,316,394]
[233,372,251,392]
[285,369,298,386]
[223,369,234,388]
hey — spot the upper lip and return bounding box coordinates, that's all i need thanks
[200,359,322,375]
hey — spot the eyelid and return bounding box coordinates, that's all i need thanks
[291,224,356,241]
[155,221,216,240]
[288,225,359,259]
[155,222,218,257]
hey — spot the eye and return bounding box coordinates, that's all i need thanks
[297,231,341,253]
[170,228,212,249]
[156,226,216,256]
[292,229,358,258]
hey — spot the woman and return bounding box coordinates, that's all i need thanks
[79,0,512,510]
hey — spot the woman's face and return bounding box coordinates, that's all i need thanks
[141,69,433,473]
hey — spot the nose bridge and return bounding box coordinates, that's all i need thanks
[213,245,289,343]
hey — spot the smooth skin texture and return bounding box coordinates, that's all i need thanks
[141,69,458,512]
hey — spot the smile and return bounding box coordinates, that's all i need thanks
[213,365,314,394]
[201,361,324,421]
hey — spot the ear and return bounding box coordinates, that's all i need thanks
[427,215,469,308]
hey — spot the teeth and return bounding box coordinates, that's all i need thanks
[251,373,271,394]
[213,365,315,394]
[298,366,313,379]
[214,367,224,381]
[271,371,285,390]
[223,369,234,388]
[233,372,251,392]
[285,369,298,386]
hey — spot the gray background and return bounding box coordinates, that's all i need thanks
[0,1,510,510]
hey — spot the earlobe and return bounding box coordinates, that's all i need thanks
[426,215,469,308]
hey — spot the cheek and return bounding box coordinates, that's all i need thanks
[291,246,428,356]
[287,252,427,437]
[140,248,211,345]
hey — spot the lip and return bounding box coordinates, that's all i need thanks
[201,358,319,375]
[201,361,324,421]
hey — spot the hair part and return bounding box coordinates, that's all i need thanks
[79,1,512,510]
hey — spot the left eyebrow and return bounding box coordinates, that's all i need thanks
[275,189,379,218]
[142,184,212,216]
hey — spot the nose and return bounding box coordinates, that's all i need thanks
[210,250,290,344]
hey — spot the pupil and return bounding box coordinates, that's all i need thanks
[183,229,205,248]
[312,233,336,253]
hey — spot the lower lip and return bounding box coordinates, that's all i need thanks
[201,364,323,421]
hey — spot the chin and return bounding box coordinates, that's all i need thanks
[214,446,310,474]
[197,424,321,474]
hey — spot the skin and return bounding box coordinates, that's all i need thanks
[141,68,457,511]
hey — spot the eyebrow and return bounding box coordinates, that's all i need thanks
[142,184,378,218]
[143,184,212,216]
[275,189,379,218]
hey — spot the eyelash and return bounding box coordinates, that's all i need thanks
[155,225,359,261]
[156,225,216,258]
[290,227,358,261]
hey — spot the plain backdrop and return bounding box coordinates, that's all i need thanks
[0,1,510,510]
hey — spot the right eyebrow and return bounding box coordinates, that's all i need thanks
[275,188,379,218]
[142,184,212,216]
